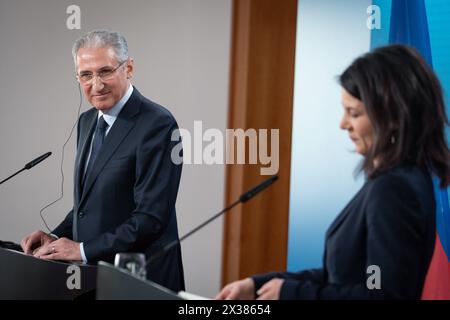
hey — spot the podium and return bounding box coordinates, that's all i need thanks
[96,261,183,300]
[0,247,97,299]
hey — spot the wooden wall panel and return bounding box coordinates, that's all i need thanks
[222,0,298,285]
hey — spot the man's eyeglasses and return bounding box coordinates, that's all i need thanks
[77,60,127,85]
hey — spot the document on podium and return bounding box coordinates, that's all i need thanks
[178,291,211,300]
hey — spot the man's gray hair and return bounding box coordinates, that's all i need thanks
[72,30,129,67]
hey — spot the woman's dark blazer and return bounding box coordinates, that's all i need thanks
[253,165,436,299]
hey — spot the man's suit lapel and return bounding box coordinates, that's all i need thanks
[78,89,141,207]
[75,112,97,205]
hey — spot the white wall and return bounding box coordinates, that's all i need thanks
[0,0,231,297]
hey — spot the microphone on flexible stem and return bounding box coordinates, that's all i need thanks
[0,152,52,185]
[144,175,279,268]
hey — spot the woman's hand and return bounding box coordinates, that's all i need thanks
[215,277,256,300]
[256,278,284,300]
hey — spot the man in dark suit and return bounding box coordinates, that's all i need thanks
[21,30,184,292]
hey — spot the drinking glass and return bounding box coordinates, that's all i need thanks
[114,252,147,280]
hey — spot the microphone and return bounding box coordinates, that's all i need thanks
[239,175,278,202]
[144,175,278,268]
[0,152,52,185]
[24,152,52,170]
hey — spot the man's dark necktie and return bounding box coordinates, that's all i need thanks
[83,116,108,187]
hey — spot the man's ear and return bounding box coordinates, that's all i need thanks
[126,58,134,79]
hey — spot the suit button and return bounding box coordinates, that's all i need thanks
[78,212,84,218]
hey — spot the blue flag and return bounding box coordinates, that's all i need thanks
[389,0,433,65]
[388,0,450,299]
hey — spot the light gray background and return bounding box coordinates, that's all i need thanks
[0,0,231,297]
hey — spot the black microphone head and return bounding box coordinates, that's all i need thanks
[239,175,278,203]
[24,152,52,170]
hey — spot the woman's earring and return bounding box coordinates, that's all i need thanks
[390,135,396,144]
